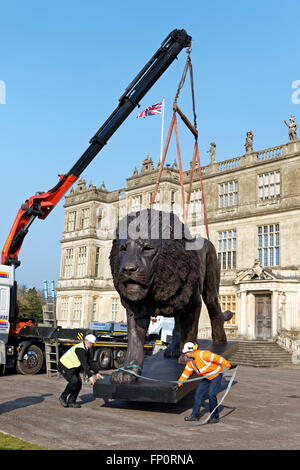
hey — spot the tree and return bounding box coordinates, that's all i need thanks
[17,285,45,320]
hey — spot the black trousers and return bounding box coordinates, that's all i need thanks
[58,363,82,403]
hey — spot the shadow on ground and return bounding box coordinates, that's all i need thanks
[0,394,53,415]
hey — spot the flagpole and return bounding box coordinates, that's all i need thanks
[160,98,165,162]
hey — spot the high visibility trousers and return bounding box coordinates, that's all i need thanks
[192,373,223,419]
[58,363,82,403]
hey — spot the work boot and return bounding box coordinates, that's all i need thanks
[208,417,219,424]
[184,414,200,422]
[59,396,68,408]
[67,401,81,408]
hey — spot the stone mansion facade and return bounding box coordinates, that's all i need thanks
[56,130,300,345]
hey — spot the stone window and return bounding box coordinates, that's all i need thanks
[220,295,236,325]
[67,211,77,232]
[150,191,160,209]
[91,297,98,321]
[131,195,142,212]
[258,171,280,201]
[97,208,103,229]
[64,248,74,278]
[80,208,90,229]
[73,297,82,321]
[217,230,237,269]
[170,191,176,213]
[60,297,69,320]
[94,247,100,277]
[258,224,280,266]
[77,246,87,278]
[219,181,238,208]
[190,189,202,214]
[111,297,119,321]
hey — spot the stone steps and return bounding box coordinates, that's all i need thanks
[229,340,297,367]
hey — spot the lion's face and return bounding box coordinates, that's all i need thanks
[110,209,201,313]
[116,237,161,301]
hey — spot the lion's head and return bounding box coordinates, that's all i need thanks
[109,209,201,316]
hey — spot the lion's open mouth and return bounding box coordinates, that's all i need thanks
[124,279,146,290]
[119,277,150,300]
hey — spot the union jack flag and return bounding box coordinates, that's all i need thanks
[137,101,163,118]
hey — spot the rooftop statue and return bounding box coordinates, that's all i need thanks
[245,130,254,153]
[206,142,216,163]
[284,115,298,142]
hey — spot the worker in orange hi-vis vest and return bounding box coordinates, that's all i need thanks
[176,342,237,423]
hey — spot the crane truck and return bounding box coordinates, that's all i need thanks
[0,29,191,375]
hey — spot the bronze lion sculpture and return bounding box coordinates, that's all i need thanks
[109,209,232,384]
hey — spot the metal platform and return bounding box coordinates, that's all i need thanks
[93,340,238,403]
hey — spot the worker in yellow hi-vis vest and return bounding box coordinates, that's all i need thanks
[58,334,104,408]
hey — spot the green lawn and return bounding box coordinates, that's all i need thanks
[0,431,45,450]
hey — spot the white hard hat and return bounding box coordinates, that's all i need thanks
[182,342,196,353]
[85,334,96,344]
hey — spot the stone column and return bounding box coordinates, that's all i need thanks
[271,290,279,337]
[247,293,256,339]
[239,289,247,337]
[83,294,93,328]
[67,296,74,328]
[286,292,298,329]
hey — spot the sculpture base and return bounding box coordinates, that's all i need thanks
[93,340,238,404]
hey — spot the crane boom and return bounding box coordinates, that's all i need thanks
[1,29,191,267]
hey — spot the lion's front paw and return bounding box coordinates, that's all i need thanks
[110,369,139,384]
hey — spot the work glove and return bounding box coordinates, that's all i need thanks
[173,384,180,392]
[229,363,237,369]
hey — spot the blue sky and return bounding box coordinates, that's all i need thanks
[0,0,299,289]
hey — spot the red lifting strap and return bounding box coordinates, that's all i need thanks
[150,47,209,238]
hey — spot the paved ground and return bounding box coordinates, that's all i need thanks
[0,365,299,451]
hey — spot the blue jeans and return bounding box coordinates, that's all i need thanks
[192,373,223,419]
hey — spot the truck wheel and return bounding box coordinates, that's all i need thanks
[16,344,44,375]
[113,348,126,369]
[95,348,112,370]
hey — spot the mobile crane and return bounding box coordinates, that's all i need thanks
[0,29,191,375]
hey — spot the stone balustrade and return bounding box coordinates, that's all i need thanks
[197,326,212,339]
[255,144,288,162]
[217,156,243,172]
[197,325,238,340]
[195,141,296,178]
[276,330,300,363]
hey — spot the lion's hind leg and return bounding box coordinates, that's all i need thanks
[201,241,228,342]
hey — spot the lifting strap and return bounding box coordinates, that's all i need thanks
[117,365,238,426]
[150,47,209,238]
